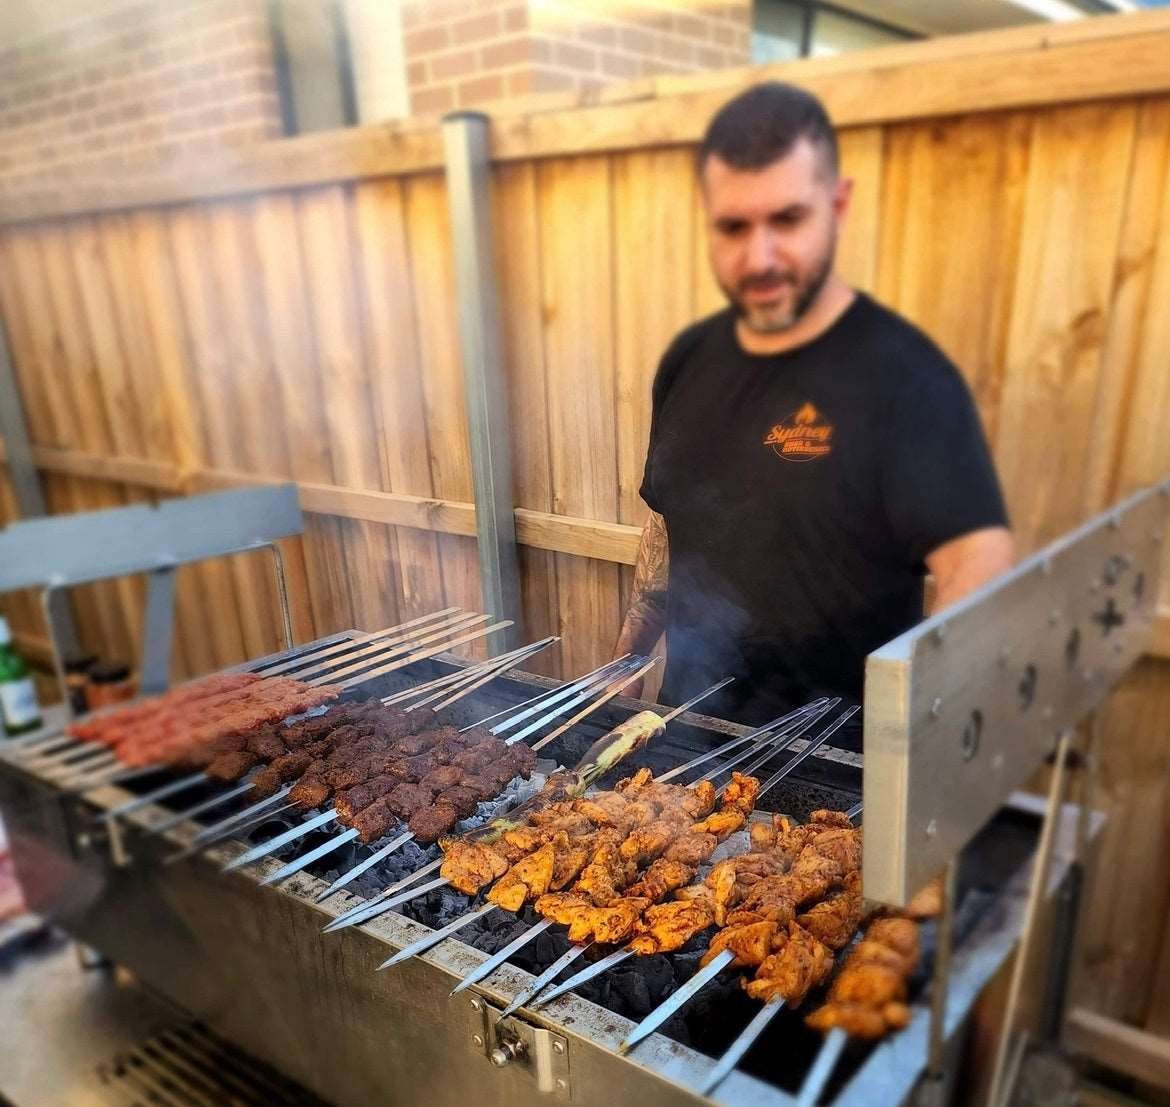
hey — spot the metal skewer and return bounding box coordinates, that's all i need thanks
[313,830,417,903]
[496,658,644,742]
[325,620,514,690]
[795,1028,848,1107]
[260,826,361,886]
[151,779,257,835]
[222,807,340,872]
[103,770,211,821]
[376,902,498,971]
[303,614,491,684]
[189,785,294,846]
[411,637,558,712]
[499,943,589,1018]
[699,993,787,1096]
[450,918,553,997]
[381,638,551,710]
[255,608,463,677]
[654,699,827,784]
[529,657,661,752]
[322,857,444,932]
[620,948,735,1053]
[532,945,634,1007]
[697,700,839,786]
[461,657,630,732]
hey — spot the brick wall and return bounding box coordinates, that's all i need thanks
[0,0,281,208]
[403,0,752,116]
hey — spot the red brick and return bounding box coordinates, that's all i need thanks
[412,85,455,114]
[553,40,596,72]
[695,44,727,68]
[600,51,639,79]
[405,25,451,56]
[578,21,617,48]
[619,25,656,55]
[457,72,504,105]
[407,60,428,86]
[503,5,527,33]
[507,70,533,96]
[453,11,501,45]
[430,49,479,81]
[481,36,530,69]
[673,13,707,39]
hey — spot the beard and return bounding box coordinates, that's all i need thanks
[723,237,836,335]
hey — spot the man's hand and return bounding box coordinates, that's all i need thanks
[925,526,1014,614]
[613,511,670,699]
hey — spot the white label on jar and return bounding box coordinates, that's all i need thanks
[0,679,40,728]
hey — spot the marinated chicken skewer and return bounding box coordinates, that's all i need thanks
[618,801,864,1054]
[381,767,741,976]
[327,676,736,935]
[527,707,856,1010]
[795,880,939,1107]
[446,772,745,994]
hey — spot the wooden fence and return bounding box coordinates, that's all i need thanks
[1,8,1170,1049]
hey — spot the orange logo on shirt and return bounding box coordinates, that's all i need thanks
[764,403,834,462]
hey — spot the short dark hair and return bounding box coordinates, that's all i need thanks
[696,82,838,180]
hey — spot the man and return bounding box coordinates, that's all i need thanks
[613,83,1013,745]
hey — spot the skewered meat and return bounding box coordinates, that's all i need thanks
[352,798,396,843]
[701,920,779,969]
[628,899,716,954]
[797,871,863,950]
[386,782,436,819]
[442,840,510,895]
[534,891,595,926]
[744,922,834,1005]
[409,801,459,844]
[205,751,258,782]
[245,728,287,760]
[664,831,718,866]
[620,820,685,866]
[487,841,559,911]
[573,792,633,828]
[290,774,331,809]
[438,785,482,821]
[567,897,651,945]
[903,874,944,919]
[804,916,920,1038]
[625,858,696,902]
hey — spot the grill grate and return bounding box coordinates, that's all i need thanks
[96,1022,333,1107]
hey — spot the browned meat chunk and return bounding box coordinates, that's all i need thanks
[438,784,481,821]
[352,798,396,843]
[505,742,537,778]
[335,774,398,823]
[386,781,435,819]
[245,727,286,759]
[409,707,438,733]
[290,775,331,809]
[419,765,464,793]
[408,801,459,844]
[205,750,258,782]
[271,750,312,782]
[401,754,439,781]
[249,765,283,798]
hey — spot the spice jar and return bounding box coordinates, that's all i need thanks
[86,662,136,710]
[64,655,97,716]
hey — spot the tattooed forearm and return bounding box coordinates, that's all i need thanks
[614,511,669,657]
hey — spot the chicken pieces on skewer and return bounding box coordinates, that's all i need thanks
[804,916,921,1039]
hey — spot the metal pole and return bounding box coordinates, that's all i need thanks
[0,315,80,658]
[441,111,521,653]
[922,859,959,1107]
[139,565,177,694]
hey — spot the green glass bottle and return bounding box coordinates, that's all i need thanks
[0,616,42,737]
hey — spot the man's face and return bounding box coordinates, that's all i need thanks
[702,138,849,334]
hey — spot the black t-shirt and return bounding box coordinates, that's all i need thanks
[640,292,1008,739]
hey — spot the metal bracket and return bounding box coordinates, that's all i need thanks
[864,481,1170,905]
[465,995,570,1098]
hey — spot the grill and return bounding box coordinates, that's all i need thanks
[1,482,1164,1107]
[0,630,1036,1107]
